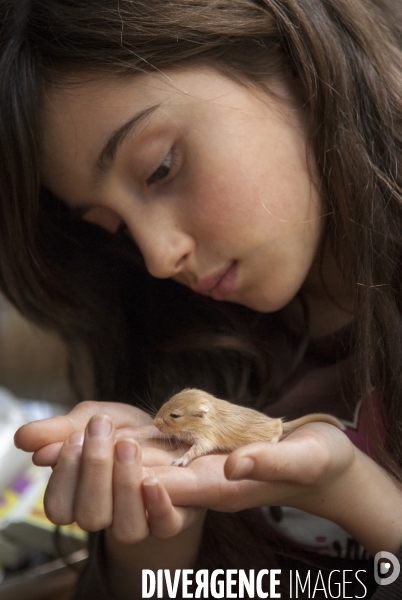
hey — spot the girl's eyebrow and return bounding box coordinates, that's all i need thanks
[94,103,161,179]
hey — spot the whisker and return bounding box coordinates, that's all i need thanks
[144,389,161,417]
[131,390,156,417]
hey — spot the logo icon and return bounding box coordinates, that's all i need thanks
[374,551,400,586]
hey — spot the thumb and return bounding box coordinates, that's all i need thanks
[15,414,78,453]
[224,435,328,486]
[15,401,148,452]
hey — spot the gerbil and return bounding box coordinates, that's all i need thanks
[154,388,345,467]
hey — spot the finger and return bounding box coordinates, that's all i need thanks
[73,414,115,531]
[143,477,202,539]
[114,425,164,441]
[15,415,77,453]
[33,442,64,467]
[114,426,173,452]
[15,401,151,452]
[224,436,329,485]
[31,425,165,467]
[111,440,150,544]
[141,445,184,467]
[44,432,84,525]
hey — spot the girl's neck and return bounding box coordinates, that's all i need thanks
[281,244,355,339]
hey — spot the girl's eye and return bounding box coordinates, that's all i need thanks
[170,413,180,419]
[146,149,173,185]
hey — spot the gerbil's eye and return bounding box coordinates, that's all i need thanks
[170,413,180,419]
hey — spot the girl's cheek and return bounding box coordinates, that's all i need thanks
[82,207,122,233]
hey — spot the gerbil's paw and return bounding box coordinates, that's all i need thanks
[172,456,189,467]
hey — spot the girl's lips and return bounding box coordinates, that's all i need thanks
[194,261,238,300]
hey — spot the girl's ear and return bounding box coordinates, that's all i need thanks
[191,404,210,418]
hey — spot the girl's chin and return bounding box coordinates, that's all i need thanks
[225,289,295,314]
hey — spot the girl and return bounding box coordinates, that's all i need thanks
[3,0,402,597]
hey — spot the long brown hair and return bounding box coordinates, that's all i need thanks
[1,0,402,483]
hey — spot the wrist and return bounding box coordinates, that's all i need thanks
[104,511,206,598]
[311,447,402,557]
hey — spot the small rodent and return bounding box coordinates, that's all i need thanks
[154,388,345,467]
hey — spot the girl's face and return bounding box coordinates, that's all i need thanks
[42,67,324,313]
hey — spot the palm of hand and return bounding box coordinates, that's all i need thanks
[141,422,355,516]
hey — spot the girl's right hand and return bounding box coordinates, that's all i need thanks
[15,402,205,544]
[15,401,156,467]
[19,406,206,598]
[44,415,204,543]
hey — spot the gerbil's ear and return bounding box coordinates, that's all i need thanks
[191,403,210,418]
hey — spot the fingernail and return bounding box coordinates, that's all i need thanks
[143,477,159,500]
[229,457,254,480]
[115,439,137,462]
[69,431,84,446]
[88,415,112,438]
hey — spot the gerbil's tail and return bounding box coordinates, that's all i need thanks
[282,413,345,434]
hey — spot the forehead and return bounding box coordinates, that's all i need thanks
[41,68,246,186]
[43,70,182,145]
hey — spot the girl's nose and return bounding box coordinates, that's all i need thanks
[135,227,194,279]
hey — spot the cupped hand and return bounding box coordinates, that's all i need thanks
[42,413,203,543]
[14,400,161,467]
[15,400,204,543]
[15,402,356,539]
[147,421,357,523]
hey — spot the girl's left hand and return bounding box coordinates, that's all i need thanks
[145,422,402,557]
[144,421,355,516]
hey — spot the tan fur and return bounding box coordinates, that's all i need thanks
[154,388,345,467]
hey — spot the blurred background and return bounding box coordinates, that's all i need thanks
[0,294,86,600]
[0,294,71,404]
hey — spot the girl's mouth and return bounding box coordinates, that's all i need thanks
[194,260,238,300]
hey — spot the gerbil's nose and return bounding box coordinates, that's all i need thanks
[154,417,163,431]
